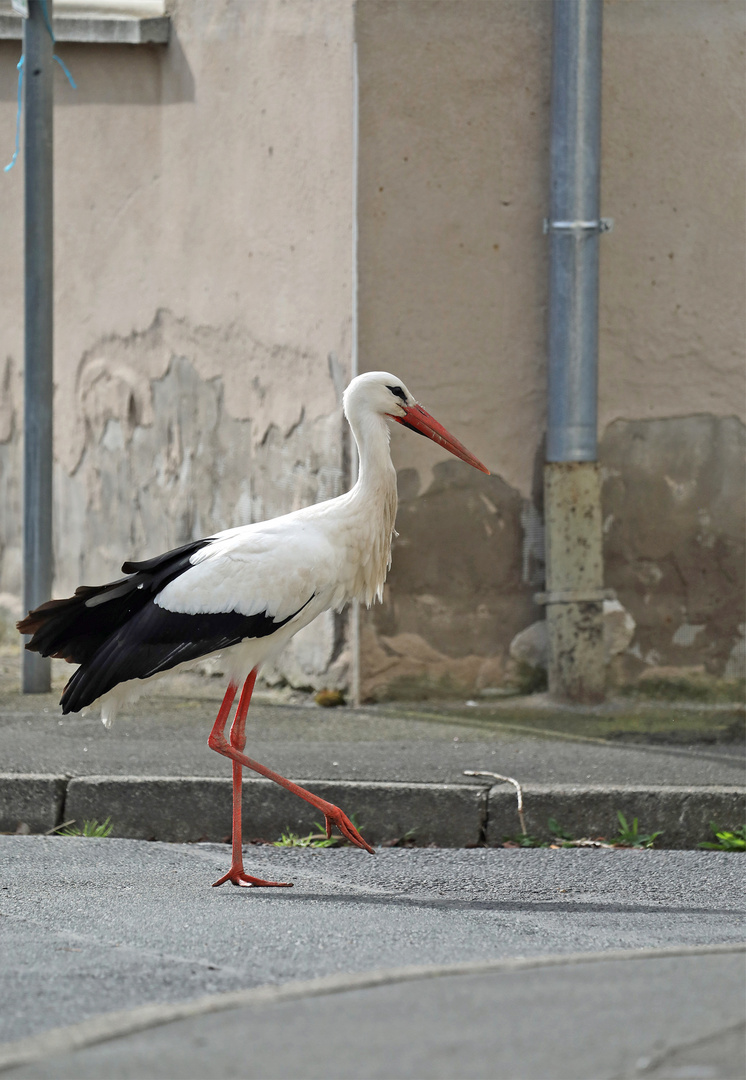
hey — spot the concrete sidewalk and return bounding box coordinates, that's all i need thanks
[0,839,744,1078]
[0,673,743,847]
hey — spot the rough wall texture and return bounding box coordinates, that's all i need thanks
[0,312,352,686]
[356,0,551,698]
[361,414,746,699]
[0,0,356,688]
[601,415,746,681]
[356,0,745,697]
[362,461,539,700]
[0,0,743,698]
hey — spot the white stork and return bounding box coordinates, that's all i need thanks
[19,371,489,887]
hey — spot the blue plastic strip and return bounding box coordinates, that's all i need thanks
[4,55,24,173]
[39,0,55,43]
[4,1,77,173]
[53,53,76,89]
[40,0,77,89]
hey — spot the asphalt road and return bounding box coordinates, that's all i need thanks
[1,837,744,1050]
[5,950,744,1079]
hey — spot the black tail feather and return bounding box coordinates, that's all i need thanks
[17,539,211,667]
[58,598,312,715]
[18,535,315,716]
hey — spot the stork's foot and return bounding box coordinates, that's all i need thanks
[212,867,293,889]
[319,802,375,854]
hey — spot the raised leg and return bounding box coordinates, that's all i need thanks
[208,673,374,882]
[211,671,293,888]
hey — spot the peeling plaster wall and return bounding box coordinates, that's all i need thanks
[355,1,555,697]
[601,415,746,680]
[0,0,356,689]
[356,0,746,696]
[0,316,352,686]
[0,0,743,699]
[362,461,538,701]
[361,415,746,699]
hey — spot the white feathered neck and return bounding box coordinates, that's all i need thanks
[340,385,398,607]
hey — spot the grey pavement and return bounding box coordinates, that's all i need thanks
[1,687,744,787]
[0,838,744,1078]
[1,676,744,849]
[5,952,745,1079]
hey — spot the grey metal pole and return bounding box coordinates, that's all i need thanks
[541,0,607,703]
[21,0,54,693]
[547,0,602,463]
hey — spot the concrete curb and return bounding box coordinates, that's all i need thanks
[0,773,743,848]
[65,776,488,847]
[486,784,746,848]
[0,774,66,834]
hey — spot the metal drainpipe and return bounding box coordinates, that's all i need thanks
[21,0,54,692]
[539,0,612,703]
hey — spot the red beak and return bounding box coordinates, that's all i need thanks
[391,403,490,475]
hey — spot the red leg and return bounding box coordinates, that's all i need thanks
[208,673,374,876]
[211,672,292,888]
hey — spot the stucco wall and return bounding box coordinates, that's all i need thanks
[356,0,745,697]
[0,0,356,687]
[1,0,743,698]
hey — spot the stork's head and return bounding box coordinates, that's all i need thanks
[343,371,489,474]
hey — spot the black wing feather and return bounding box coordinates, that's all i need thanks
[17,537,313,715]
[120,540,212,576]
[59,601,309,715]
[18,539,212,665]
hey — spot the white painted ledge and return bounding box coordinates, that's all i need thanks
[0,11,169,43]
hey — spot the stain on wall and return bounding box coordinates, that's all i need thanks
[601,414,746,680]
[0,311,352,689]
[353,0,745,698]
[361,459,538,700]
[360,414,746,699]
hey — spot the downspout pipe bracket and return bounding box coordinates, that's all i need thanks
[543,218,614,234]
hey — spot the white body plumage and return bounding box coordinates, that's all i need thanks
[93,372,399,723]
[21,371,487,728]
[18,371,489,886]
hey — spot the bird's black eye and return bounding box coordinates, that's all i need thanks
[387,385,407,403]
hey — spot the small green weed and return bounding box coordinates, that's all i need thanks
[547,817,574,842]
[381,828,418,848]
[272,829,337,849]
[273,814,365,849]
[698,823,746,852]
[501,833,548,848]
[502,812,663,849]
[502,818,573,847]
[58,817,113,838]
[611,811,662,849]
